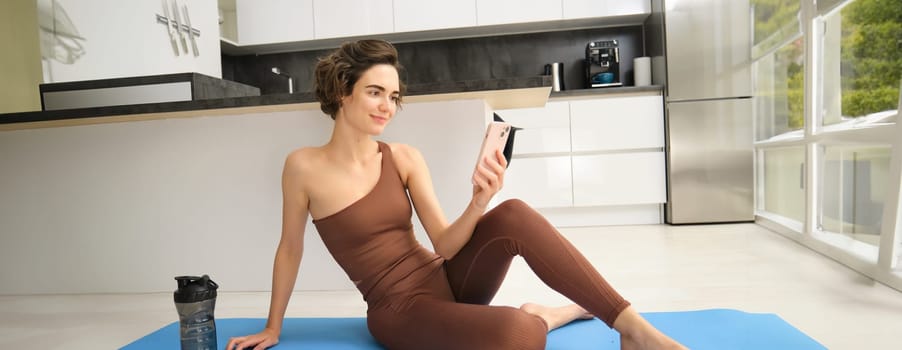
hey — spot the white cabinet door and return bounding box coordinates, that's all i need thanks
[497,156,573,208]
[571,152,665,206]
[562,0,650,19]
[393,0,477,32]
[570,95,664,152]
[497,101,571,155]
[476,0,562,26]
[313,0,393,39]
[236,0,314,45]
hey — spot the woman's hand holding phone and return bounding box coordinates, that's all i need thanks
[471,148,507,210]
[471,122,510,210]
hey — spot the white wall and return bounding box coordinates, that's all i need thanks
[39,0,221,83]
[0,100,489,294]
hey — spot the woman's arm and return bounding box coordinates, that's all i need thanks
[227,151,310,350]
[397,144,506,260]
[265,153,309,330]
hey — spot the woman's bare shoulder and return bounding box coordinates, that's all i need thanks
[386,142,422,161]
[284,146,327,177]
[386,142,426,168]
[386,143,427,182]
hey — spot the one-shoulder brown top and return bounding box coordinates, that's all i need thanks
[312,141,444,306]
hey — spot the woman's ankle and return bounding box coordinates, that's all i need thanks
[611,307,687,350]
[611,306,643,338]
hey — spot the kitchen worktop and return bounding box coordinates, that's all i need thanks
[39,73,262,109]
[0,76,661,131]
[550,85,663,99]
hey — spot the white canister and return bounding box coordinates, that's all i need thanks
[633,56,652,86]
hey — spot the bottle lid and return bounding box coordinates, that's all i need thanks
[173,275,218,303]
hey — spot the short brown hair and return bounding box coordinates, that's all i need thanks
[314,40,405,119]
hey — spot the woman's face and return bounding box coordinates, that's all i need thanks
[338,64,401,135]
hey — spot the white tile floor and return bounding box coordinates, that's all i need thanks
[2,223,901,349]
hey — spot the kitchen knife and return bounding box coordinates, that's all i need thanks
[161,0,179,55]
[182,4,199,57]
[171,0,188,54]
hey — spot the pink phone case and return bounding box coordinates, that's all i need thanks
[473,122,512,180]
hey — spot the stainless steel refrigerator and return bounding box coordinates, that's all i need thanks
[658,0,755,224]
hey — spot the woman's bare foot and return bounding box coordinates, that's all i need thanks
[614,306,687,350]
[520,303,594,331]
[620,333,687,350]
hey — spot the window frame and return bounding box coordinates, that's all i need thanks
[753,0,902,289]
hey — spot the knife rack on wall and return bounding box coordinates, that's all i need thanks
[155,0,201,57]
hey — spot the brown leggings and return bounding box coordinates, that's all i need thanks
[368,199,630,350]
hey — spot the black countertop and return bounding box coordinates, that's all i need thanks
[1,76,662,127]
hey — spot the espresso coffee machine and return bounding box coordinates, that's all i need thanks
[585,40,622,88]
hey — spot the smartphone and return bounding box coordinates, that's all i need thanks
[473,121,512,182]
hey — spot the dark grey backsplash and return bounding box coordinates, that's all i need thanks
[222,26,645,95]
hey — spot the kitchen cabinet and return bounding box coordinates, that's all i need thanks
[496,101,570,155]
[476,0,563,26]
[394,0,477,32]
[569,95,664,152]
[313,0,394,39]
[495,91,665,224]
[562,0,650,20]
[571,152,666,206]
[224,0,650,53]
[236,0,314,45]
[0,95,500,294]
[39,0,222,83]
[497,156,573,208]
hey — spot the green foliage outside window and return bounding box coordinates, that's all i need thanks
[754,0,900,125]
[841,0,902,117]
[753,0,801,44]
[772,39,806,130]
[786,43,805,129]
[752,0,805,131]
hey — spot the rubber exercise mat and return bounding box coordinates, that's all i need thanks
[121,309,826,349]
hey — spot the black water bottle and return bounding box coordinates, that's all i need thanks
[174,275,218,350]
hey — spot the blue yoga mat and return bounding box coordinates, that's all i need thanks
[121,309,825,349]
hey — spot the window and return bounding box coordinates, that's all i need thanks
[818,145,892,245]
[821,0,901,127]
[755,39,806,141]
[759,147,806,226]
[752,0,802,50]
[753,0,902,290]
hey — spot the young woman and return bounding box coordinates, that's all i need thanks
[227,39,685,350]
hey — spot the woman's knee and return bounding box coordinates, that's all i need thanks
[496,198,531,213]
[501,310,548,350]
[481,199,537,226]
